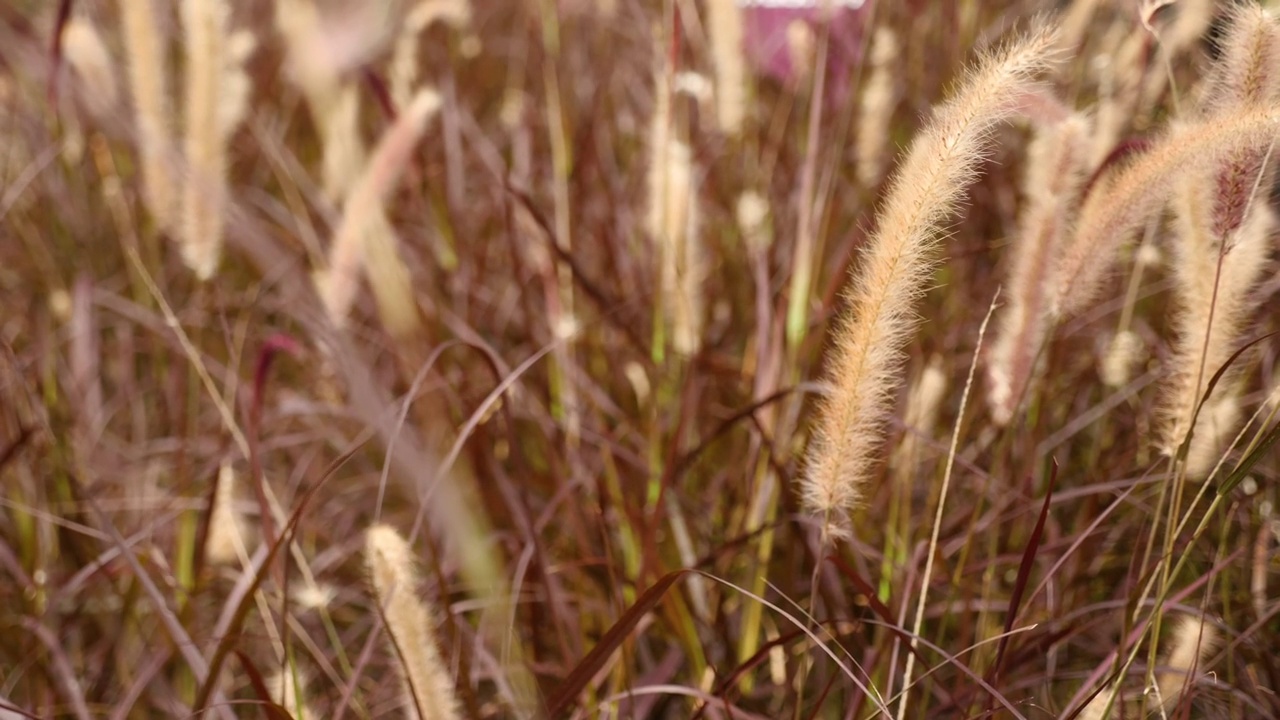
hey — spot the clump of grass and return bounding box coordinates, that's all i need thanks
[5,1,1280,717]
[1159,3,1280,475]
[1050,105,1280,318]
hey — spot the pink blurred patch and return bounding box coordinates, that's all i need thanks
[742,1,870,98]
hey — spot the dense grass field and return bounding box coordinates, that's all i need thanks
[1,0,1278,717]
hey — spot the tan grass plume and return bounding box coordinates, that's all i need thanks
[118,0,175,231]
[802,24,1059,536]
[61,17,118,120]
[647,68,704,355]
[986,113,1090,425]
[1099,329,1144,388]
[1161,202,1272,476]
[1155,615,1218,713]
[267,668,315,720]
[1050,107,1280,319]
[364,524,461,720]
[706,0,747,136]
[891,359,948,476]
[857,27,900,188]
[180,0,254,279]
[390,0,472,110]
[1159,4,1279,475]
[316,90,441,328]
[205,463,247,565]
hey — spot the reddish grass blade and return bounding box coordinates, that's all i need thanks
[985,459,1059,712]
[546,568,694,717]
[1176,330,1278,467]
[234,650,296,720]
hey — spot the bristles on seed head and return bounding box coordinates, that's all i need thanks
[1159,179,1273,476]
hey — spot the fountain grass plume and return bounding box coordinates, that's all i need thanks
[802,22,1060,537]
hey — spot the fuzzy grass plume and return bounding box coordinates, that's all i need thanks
[802,23,1059,536]
[365,524,461,720]
[316,89,441,328]
[180,0,254,279]
[706,0,746,135]
[1159,4,1279,475]
[1156,615,1219,713]
[986,113,1090,424]
[118,0,175,231]
[1051,107,1280,318]
[61,17,117,119]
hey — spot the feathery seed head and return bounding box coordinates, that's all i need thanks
[205,463,248,565]
[1156,616,1219,713]
[318,89,441,329]
[1051,108,1280,318]
[707,0,747,135]
[62,18,118,119]
[987,113,1090,424]
[364,524,461,720]
[803,22,1060,536]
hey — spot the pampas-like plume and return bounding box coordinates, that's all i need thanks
[856,27,899,188]
[706,0,746,135]
[316,90,441,328]
[390,0,472,110]
[1159,6,1279,476]
[1099,329,1143,388]
[205,463,247,565]
[1155,616,1218,713]
[364,524,461,720]
[180,0,254,279]
[1160,202,1271,476]
[802,25,1059,536]
[736,190,770,250]
[986,113,1090,425]
[891,360,947,475]
[1050,107,1280,319]
[118,0,175,231]
[1195,4,1280,244]
[267,668,315,720]
[61,18,118,119]
[647,70,704,355]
